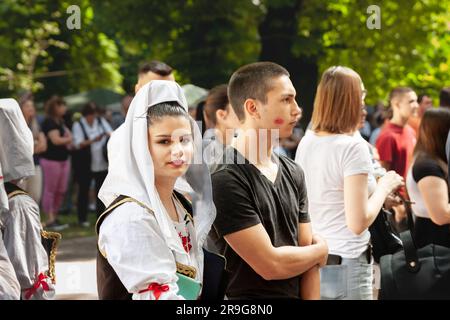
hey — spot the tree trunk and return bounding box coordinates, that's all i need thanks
[258,0,319,128]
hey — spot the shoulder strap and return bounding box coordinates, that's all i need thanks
[78,120,89,141]
[398,193,415,232]
[5,182,28,199]
[95,195,155,235]
[399,231,420,273]
[95,196,133,235]
[97,117,107,134]
[173,190,194,224]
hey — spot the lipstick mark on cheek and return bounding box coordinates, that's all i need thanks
[274,118,284,125]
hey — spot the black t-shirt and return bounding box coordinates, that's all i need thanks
[412,156,450,248]
[211,147,310,299]
[41,118,70,161]
[412,157,446,183]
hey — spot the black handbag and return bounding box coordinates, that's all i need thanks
[379,200,450,299]
[369,208,403,263]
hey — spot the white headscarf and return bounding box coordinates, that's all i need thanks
[0,99,34,183]
[99,80,216,254]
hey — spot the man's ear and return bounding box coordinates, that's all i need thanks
[391,97,401,110]
[243,98,260,120]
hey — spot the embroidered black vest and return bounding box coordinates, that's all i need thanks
[95,191,193,300]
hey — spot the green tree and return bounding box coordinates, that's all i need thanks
[4,0,447,123]
[94,0,261,90]
[319,0,450,107]
[258,0,450,124]
[0,0,122,101]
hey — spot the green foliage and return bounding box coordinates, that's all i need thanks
[261,0,449,107]
[94,0,261,88]
[318,0,450,105]
[0,0,122,99]
[1,0,448,110]
[167,0,261,87]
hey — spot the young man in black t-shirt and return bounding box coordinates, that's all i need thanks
[210,62,328,299]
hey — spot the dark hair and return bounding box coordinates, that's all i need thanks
[81,102,98,117]
[146,101,190,126]
[139,60,173,77]
[204,84,229,126]
[195,100,207,135]
[414,108,450,175]
[439,87,450,108]
[18,91,34,108]
[417,94,427,104]
[44,95,66,118]
[388,87,414,106]
[228,62,289,121]
[371,109,387,128]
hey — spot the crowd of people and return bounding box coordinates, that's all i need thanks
[1,59,449,300]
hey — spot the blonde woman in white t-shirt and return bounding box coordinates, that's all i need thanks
[295,66,403,300]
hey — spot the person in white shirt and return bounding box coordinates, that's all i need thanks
[0,99,55,300]
[96,80,215,300]
[72,102,112,226]
[295,66,403,300]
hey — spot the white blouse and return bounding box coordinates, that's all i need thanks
[98,200,202,300]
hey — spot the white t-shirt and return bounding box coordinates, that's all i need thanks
[72,117,112,172]
[295,130,374,258]
[406,165,428,218]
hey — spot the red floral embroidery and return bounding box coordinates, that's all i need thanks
[178,232,192,253]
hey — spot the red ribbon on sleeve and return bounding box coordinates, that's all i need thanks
[138,283,170,300]
[24,273,50,300]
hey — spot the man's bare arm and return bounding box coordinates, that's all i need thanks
[224,224,327,281]
[298,223,320,299]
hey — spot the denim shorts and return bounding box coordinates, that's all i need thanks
[320,251,373,300]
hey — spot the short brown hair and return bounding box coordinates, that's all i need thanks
[389,87,414,106]
[204,84,229,126]
[311,66,362,133]
[228,62,289,121]
[388,87,414,107]
[44,95,66,118]
[414,108,450,174]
